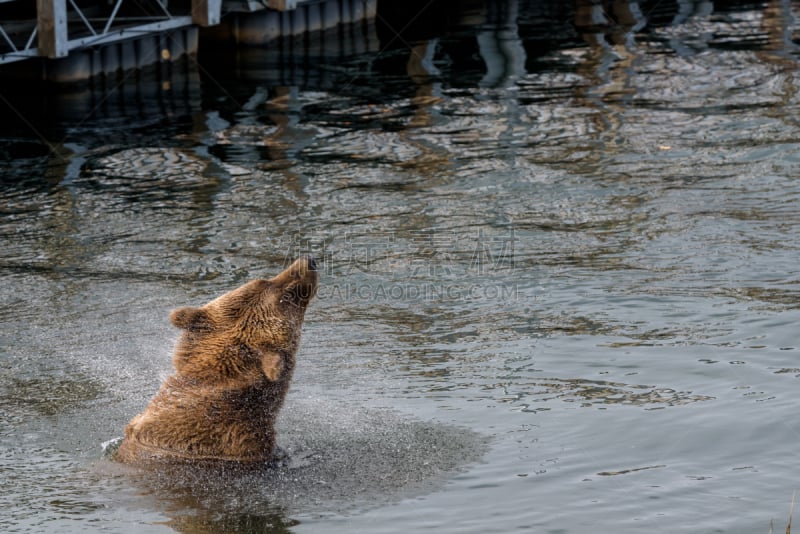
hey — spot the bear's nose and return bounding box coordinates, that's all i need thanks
[305,256,317,271]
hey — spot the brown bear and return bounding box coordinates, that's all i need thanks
[115,256,318,465]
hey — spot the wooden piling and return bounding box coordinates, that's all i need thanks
[192,0,222,27]
[36,0,68,58]
[267,0,298,11]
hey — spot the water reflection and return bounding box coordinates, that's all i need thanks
[162,510,299,534]
[0,56,201,138]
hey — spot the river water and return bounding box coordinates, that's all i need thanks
[2,1,800,532]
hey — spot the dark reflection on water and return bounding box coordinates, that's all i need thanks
[163,512,298,534]
[3,0,800,533]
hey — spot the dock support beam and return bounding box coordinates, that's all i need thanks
[37,0,68,58]
[192,0,222,26]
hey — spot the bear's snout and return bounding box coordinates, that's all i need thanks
[277,256,318,284]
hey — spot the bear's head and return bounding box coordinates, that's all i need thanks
[168,256,318,385]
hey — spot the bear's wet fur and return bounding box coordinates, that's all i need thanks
[116,257,317,465]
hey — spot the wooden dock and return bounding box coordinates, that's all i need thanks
[0,0,375,81]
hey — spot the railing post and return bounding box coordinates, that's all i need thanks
[192,0,221,26]
[37,0,68,58]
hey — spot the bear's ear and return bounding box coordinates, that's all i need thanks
[260,351,284,381]
[170,307,212,331]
